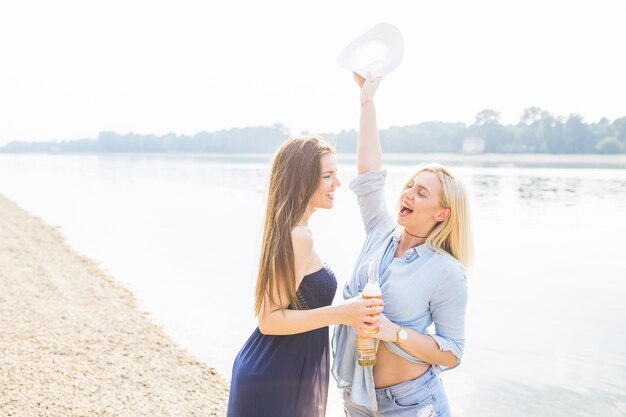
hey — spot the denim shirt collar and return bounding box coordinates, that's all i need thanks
[390,229,433,262]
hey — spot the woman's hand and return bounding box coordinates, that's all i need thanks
[353,72,382,105]
[338,295,384,332]
[357,313,399,342]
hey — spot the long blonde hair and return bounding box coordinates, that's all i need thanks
[254,136,334,315]
[401,163,473,269]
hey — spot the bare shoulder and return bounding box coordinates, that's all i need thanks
[291,226,314,267]
[291,225,313,246]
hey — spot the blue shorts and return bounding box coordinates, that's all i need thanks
[343,367,451,417]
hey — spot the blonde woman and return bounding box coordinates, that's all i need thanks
[332,75,472,416]
[227,137,384,417]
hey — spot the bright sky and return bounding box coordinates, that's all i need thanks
[1,0,625,145]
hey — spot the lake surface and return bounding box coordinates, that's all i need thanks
[1,153,625,417]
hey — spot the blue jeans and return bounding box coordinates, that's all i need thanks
[343,367,452,417]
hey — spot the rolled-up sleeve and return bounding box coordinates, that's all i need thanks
[429,265,468,370]
[349,170,395,235]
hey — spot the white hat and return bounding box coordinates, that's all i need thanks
[336,23,404,78]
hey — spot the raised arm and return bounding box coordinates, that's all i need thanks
[354,73,383,175]
[350,73,395,234]
[257,226,383,335]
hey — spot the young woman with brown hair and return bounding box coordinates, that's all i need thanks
[227,136,384,417]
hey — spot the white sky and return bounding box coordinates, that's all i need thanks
[1,0,625,145]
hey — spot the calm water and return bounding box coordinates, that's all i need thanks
[1,153,625,417]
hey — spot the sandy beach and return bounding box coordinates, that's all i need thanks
[0,195,229,416]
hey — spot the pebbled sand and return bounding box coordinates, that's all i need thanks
[0,195,229,416]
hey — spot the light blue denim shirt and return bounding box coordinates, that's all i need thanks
[332,170,468,412]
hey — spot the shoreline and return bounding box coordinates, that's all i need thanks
[0,194,229,416]
[2,152,625,168]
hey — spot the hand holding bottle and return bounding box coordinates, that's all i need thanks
[357,257,383,366]
[339,295,383,330]
[357,312,399,342]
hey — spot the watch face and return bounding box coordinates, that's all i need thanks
[399,328,408,340]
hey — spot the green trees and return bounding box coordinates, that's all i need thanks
[1,112,625,154]
[596,136,624,153]
[0,125,290,154]
[563,115,593,153]
[613,117,626,146]
[471,109,515,152]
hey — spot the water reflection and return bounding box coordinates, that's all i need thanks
[516,176,581,208]
[516,175,626,207]
[0,153,625,417]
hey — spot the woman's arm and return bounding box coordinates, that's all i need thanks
[360,314,459,368]
[360,269,468,369]
[349,73,396,234]
[257,226,383,335]
[354,73,383,175]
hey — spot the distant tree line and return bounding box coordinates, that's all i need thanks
[0,124,291,154]
[324,108,626,154]
[2,108,625,154]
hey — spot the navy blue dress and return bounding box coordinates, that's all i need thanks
[227,266,338,417]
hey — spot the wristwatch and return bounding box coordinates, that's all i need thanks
[396,326,408,345]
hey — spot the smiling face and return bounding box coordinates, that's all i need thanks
[397,170,450,235]
[307,153,341,210]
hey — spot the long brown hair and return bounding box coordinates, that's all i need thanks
[254,136,334,315]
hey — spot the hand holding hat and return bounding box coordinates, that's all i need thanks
[354,72,383,105]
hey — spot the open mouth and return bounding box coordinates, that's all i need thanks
[399,201,413,216]
[325,192,334,200]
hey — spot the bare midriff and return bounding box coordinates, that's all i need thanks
[373,341,430,388]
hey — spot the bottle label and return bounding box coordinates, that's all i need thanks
[357,336,377,366]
